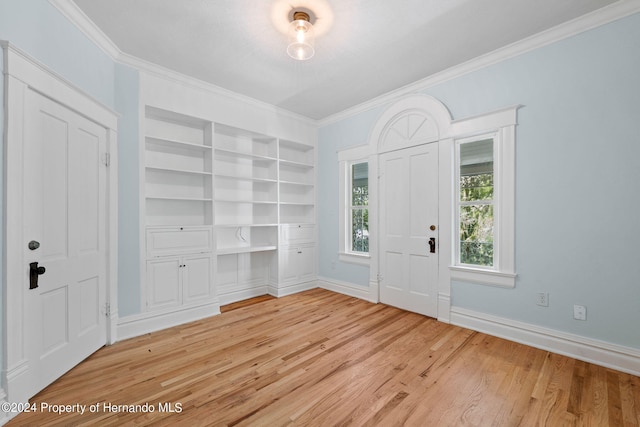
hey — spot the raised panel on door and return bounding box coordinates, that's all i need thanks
[380,153,407,302]
[379,143,438,317]
[183,254,213,302]
[147,258,182,310]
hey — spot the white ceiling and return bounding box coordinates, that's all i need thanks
[72,0,619,120]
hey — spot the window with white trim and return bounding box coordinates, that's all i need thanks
[349,162,369,254]
[449,106,518,288]
[457,136,494,267]
[338,145,371,265]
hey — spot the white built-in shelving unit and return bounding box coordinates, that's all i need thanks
[213,124,279,255]
[143,107,215,312]
[279,139,315,224]
[142,106,316,310]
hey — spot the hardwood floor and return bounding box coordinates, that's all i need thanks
[7,289,640,426]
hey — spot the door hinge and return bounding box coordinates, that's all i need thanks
[103,302,111,317]
[377,273,383,282]
[102,152,111,167]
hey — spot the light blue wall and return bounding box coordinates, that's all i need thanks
[0,0,115,107]
[317,108,383,287]
[0,0,142,324]
[318,12,640,349]
[115,64,141,316]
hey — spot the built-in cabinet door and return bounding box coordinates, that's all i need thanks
[297,246,316,282]
[183,254,213,302]
[147,255,214,310]
[280,245,316,284]
[279,247,299,283]
[147,257,182,310]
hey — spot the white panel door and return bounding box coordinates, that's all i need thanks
[379,143,438,317]
[23,90,108,395]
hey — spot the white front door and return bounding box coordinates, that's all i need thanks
[23,89,108,395]
[379,143,439,317]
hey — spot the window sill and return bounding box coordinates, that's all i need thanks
[339,252,370,266]
[449,265,516,288]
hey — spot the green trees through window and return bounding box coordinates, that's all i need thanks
[351,162,369,253]
[459,139,494,266]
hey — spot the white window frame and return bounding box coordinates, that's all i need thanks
[449,107,517,288]
[455,133,498,268]
[338,145,371,266]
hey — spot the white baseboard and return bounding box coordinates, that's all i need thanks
[450,307,640,376]
[117,301,221,341]
[317,276,377,303]
[218,286,269,306]
[312,277,640,376]
[437,293,451,323]
[268,281,317,298]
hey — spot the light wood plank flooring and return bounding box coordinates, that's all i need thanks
[7,289,640,426]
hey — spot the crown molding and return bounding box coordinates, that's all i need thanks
[47,0,316,127]
[117,51,317,126]
[318,0,640,127]
[47,0,640,126]
[47,0,121,59]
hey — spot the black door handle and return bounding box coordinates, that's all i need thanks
[428,238,436,254]
[29,262,46,289]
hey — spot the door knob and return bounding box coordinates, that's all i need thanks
[29,262,46,289]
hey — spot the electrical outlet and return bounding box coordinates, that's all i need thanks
[536,292,549,307]
[573,304,587,321]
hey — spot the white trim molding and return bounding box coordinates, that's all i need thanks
[367,94,519,318]
[449,105,520,288]
[451,307,640,376]
[449,266,517,288]
[338,144,372,266]
[319,0,640,126]
[267,281,317,298]
[117,302,220,341]
[317,277,378,303]
[47,0,121,59]
[48,0,316,127]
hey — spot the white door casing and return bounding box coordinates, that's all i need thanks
[379,144,439,317]
[2,43,118,405]
[367,94,454,320]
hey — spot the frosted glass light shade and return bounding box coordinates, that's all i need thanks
[287,13,315,60]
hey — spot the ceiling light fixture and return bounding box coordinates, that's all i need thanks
[287,11,315,61]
